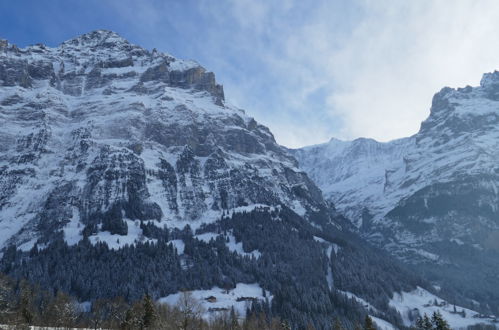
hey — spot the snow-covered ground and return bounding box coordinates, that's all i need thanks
[195,232,219,243]
[313,236,338,290]
[87,220,157,250]
[338,290,379,313]
[225,234,261,259]
[389,287,498,329]
[337,291,399,329]
[158,283,272,320]
[193,231,262,259]
[370,315,397,330]
[169,239,185,255]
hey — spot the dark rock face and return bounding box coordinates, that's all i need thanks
[0,59,32,88]
[0,30,329,250]
[141,63,225,104]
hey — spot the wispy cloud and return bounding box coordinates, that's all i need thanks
[174,0,499,147]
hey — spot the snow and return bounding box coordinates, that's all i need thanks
[0,30,325,271]
[313,236,327,243]
[295,77,499,231]
[195,232,219,243]
[226,234,261,259]
[291,199,306,216]
[169,239,185,255]
[450,238,465,246]
[313,235,336,290]
[158,283,272,320]
[339,291,378,313]
[414,249,440,261]
[326,254,334,290]
[160,204,275,232]
[168,58,199,72]
[389,287,497,329]
[88,220,156,250]
[295,136,414,228]
[62,207,83,246]
[453,95,499,117]
[370,315,397,330]
[294,77,499,270]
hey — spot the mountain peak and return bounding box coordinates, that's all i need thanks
[60,30,131,50]
[480,70,499,88]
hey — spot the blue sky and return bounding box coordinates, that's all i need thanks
[3,1,499,148]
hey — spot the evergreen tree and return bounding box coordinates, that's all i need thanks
[432,311,451,330]
[19,281,34,325]
[416,314,434,330]
[121,308,134,330]
[229,306,239,329]
[364,315,376,330]
[332,317,344,330]
[142,294,157,329]
[281,319,291,330]
[354,321,363,330]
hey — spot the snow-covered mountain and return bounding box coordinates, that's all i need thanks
[294,73,499,313]
[0,30,330,250]
[1,30,412,329]
[3,30,496,328]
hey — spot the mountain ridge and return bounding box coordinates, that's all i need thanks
[294,72,499,314]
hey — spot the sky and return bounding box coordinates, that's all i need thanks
[2,1,499,148]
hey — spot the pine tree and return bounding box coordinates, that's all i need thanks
[332,317,344,330]
[416,314,433,330]
[121,308,134,330]
[142,294,157,329]
[281,319,291,330]
[364,315,376,330]
[432,311,451,330]
[230,306,239,330]
[19,282,34,325]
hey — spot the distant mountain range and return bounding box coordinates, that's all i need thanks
[294,72,499,316]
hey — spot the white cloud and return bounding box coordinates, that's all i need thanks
[211,0,499,146]
[324,0,499,141]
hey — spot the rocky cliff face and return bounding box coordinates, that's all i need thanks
[294,73,499,311]
[0,30,329,250]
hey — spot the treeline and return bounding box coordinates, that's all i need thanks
[0,206,424,328]
[0,272,377,330]
[0,269,493,329]
[0,271,279,329]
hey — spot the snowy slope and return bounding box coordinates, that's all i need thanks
[159,283,272,320]
[294,72,499,260]
[295,77,499,252]
[294,72,499,313]
[389,287,497,329]
[294,137,413,228]
[0,30,330,251]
